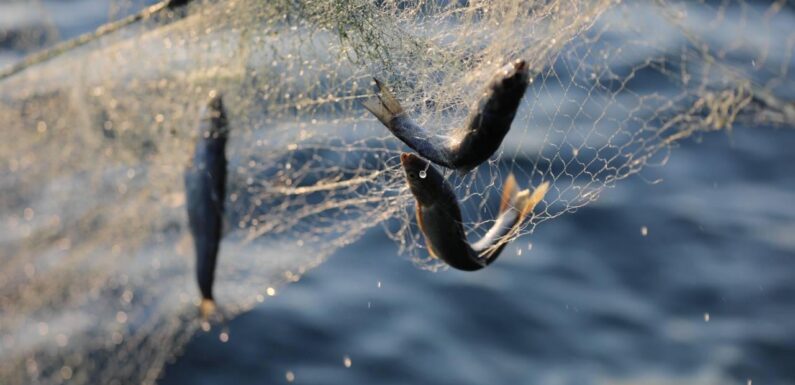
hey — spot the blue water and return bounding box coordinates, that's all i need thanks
[159,126,795,385]
[3,2,794,385]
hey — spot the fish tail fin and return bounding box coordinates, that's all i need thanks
[362,78,404,126]
[473,177,546,261]
[199,298,216,320]
[499,174,519,213]
[515,181,549,222]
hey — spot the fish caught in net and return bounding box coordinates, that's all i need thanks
[0,0,793,384]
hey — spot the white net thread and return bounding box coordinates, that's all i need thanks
[0,0,793,384]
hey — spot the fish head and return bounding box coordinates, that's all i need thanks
[199,92,229,139]
[495,59,530,94]
[400,153,445,206]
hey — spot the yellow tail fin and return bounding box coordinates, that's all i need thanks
[499,173,519,213]
[516,181,550,220]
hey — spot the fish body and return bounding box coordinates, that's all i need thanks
[451,59,530,170]
[401,153,548,271]
[365,60,530,172]
[185,94,228,317]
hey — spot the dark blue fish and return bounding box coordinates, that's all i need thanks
[185,94,228,317]
[364,60,531,172]
[401,153,548,271]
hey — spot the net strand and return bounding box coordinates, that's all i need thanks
[0,0,793,384]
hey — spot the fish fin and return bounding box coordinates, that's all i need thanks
[199,298,216,320]
[362,78,404,126]
[473,181,549,262]
[499,173,518,213]
[372,78,404,115]
[415,202,439,259]
[516,181,549,221]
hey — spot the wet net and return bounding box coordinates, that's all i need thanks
[0,0,793,384]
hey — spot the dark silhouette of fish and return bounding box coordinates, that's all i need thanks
[401,153,548,271]
[185,93,228,318]
[365,60,531,172]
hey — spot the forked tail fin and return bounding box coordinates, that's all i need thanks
[473,177,549,261]
[361,78,405,126]
[499,173,519,213]
[363,78,454,168]
[515,181,549,222]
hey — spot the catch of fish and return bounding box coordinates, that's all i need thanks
[186,59,547,316]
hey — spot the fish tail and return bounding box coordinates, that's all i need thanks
[199,298,216,319]
[499,173,519,213]
[473,177,544,259]
[515,181,549,221]
[362,78,404,126]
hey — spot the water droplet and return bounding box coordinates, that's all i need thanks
[419,170,426,179]
[122,290,134,303]
[60,366,73,380]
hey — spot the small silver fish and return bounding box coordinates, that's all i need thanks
[401,152,548,271]
[185,93,228,318]
[365,59,530,172]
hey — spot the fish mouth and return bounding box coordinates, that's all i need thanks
[204,92,226,120]
[499,59,529,79]
[400,152,425,170]
[400,153,432,185]
[199,92,229,137]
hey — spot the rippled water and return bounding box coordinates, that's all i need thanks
[3,1,794,385]
[159,125,795,385]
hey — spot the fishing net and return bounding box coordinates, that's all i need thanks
[0,0,793,383]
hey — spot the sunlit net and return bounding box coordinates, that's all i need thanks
[0,0,793,384]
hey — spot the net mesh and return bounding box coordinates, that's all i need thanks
[0,0,793,383]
